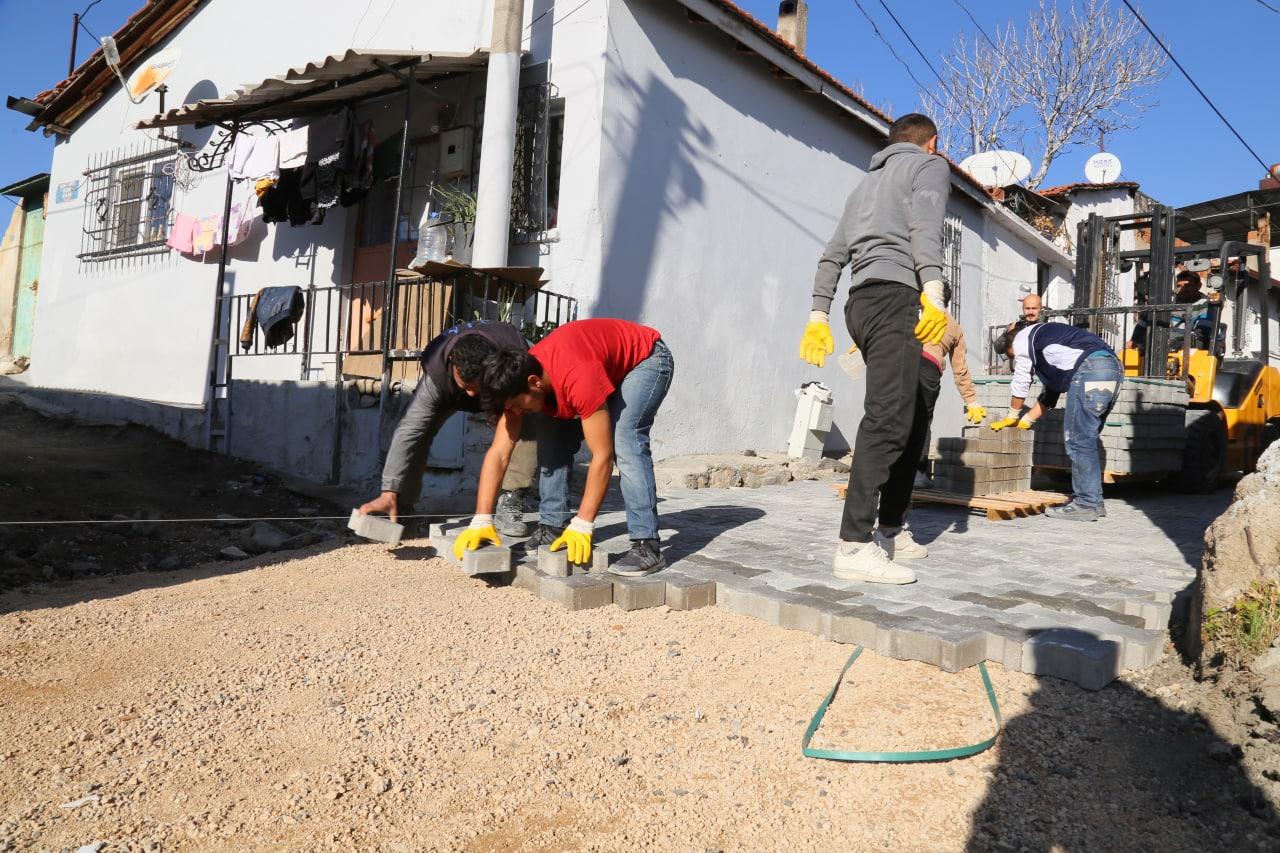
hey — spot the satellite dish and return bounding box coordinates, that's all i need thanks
[959,150,1033,187]
[1084,152,1122,184]
[127,46,181,99]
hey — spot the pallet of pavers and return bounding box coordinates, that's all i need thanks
[429,523,715,614]
[974,375,1188,475]
[833,421,1065,517]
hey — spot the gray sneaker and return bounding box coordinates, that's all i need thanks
[524,524,564,550]
[610,539,666,576]
[495,489,529,537]
[1045,501,1100,522]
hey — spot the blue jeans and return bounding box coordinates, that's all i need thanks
[537,339,674,539]
[1064,352,1122,508]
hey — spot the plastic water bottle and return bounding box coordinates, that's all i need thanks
[420,212,446,263]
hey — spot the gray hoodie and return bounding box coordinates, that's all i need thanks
[811,142,951,313]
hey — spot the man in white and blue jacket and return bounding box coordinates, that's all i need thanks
[992,321,1123,522]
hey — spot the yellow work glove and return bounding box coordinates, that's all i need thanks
[1015,417,1035,430]
[988,416,1019,431]
[453,515,501,559]
[549,517,594,565]
[799,310,835,367]
[965,404,987,425]
[914,282,949,346]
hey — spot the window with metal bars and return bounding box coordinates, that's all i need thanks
[475,83,565,244]
[941,216,963,315]
[80,143,178,261]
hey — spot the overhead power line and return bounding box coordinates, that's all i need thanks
[876,0,948,87]
[1253,0,1280,16]
[1120,0,1271,174]
[850,0,944,109]
[953,0,999,51]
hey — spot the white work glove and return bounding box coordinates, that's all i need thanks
[922,279,946,307]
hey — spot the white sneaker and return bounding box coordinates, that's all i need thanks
[832,540,917,584]
[876,527,927,560]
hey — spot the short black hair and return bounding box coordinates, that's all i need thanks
[994,320,1028,358]
[1176,270,1201,286]
[479,348,544,416]
[888,113,938,146]
[448,335,497,384]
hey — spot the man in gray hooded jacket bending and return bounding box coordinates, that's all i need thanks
[798,113,952,585]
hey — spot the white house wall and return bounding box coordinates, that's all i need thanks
[29,0,609,405]
[595,0,1072,457]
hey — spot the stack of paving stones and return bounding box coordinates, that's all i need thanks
[973,376,1188,475]
[932,425,1032,496]
[430,524,716,615]
[423,478,1198,689]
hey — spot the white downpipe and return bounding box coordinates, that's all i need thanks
[472,0,526,268]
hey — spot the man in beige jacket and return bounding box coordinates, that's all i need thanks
[914,288,986,488]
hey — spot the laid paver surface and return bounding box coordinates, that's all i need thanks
[497,479,1229,689]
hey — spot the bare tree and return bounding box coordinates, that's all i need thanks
[934,25,1021,159]
[933,0,1166,190]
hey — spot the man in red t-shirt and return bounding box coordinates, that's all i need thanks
[453,318,675,576]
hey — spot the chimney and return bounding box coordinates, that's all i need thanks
[777,0,808,54]
[1262,163,1280,190]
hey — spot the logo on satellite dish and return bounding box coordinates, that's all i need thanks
[1084,152,1122,184]
[958,150,1032,188]
[128,47,182,99]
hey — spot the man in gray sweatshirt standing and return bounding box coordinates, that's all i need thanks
[799,113,951,584]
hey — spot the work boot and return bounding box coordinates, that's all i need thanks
[875,526,927,560]
[610,539,666,577]
[1045,501,1100,522]
[524,523,564,550]
[833,539,916,584]
[495,489,528,537]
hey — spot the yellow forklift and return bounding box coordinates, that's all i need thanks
[1066,205,1280,491]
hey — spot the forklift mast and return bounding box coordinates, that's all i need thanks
[1070,204,1272,377]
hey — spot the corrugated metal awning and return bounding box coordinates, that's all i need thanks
[135,49,489,129]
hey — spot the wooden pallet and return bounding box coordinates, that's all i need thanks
[831,482,1069,520]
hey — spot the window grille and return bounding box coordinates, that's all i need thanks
[475,83,564,244]
[941,216,963,316]
[80,143,179,261]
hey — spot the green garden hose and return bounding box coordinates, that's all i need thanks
[802,646,1003,763]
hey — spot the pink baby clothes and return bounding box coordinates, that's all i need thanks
[166,213,199,253]
[192,215,222,254]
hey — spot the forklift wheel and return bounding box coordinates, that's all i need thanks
[1179,409,1227,494]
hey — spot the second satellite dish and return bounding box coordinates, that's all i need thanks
[128,47,182,99]
[959,150,1032,187]
[1084,152,1122,184]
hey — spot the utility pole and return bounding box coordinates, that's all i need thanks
[472,0,526,268]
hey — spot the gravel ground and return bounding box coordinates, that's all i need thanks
[2,541,1278,852]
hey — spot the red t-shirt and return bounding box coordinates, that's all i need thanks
[530,319,661,419]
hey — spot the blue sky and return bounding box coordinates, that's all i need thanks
[1,0,1276,205]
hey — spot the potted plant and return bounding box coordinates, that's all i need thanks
[432,185,477,265]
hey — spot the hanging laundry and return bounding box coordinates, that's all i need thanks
[192,214,222,254]
[229,133,280,182]
[166,213,200,254]
[239,286,305,351]
[255,176,277,198]
[261,168,323,226]
[226,196,257,247]
[229,133,257,180]
[278,123,309,170]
